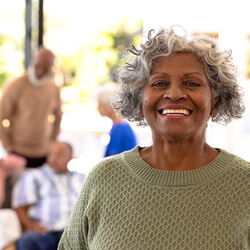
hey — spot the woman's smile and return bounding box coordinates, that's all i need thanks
[158,105,193,120]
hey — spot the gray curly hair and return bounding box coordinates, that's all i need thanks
[113,26,245,126]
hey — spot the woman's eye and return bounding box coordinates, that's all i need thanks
[152,82,167,87]
[185,81,200,87]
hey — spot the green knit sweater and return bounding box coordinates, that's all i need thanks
[58,146,250,250]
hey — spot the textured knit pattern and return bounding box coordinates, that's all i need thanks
[58,146,250,250]
[0,73,62,157]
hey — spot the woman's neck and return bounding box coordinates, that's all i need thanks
[110,115,125,124]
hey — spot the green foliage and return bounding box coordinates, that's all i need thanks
[58,18,143,103]
[0,35,10,89]
[0,34,24,90]
[96,19,143,84]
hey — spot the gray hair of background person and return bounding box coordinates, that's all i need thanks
[113,26,245,126]
[96,83,116,107]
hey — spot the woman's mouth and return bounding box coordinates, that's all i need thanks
[159,109,192,116]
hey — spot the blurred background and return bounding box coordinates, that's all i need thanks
[1,0,250,174]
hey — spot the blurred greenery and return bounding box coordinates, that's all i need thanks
[0,34,24,90]
[0,5,143,106]
[58,18,143,103]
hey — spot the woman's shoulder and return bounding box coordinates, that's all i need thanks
[86,147,139,179]
[88,153,125,176]
[218,149,250,180]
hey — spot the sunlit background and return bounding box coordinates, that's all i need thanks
[1,0,250,174]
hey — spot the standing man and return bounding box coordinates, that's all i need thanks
[0,47,62,168]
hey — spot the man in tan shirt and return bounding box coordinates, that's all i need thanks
[0,47,62,208]
[0,47,62,168]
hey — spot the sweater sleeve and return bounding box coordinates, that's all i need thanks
[12,170,39,208]
[0,81,19,152]
[51,85,62,141]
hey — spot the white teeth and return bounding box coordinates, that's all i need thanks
[162,109,190,116]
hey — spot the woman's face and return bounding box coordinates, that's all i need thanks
[142,52,214,142]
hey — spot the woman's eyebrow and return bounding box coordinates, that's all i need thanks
[150,72,203,77]
[150,72,170,77]
[184,72,204,76]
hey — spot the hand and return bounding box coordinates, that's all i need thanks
[26,221,48,235]
[1,154,27,171]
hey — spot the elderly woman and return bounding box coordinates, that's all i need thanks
[58,27,250,249]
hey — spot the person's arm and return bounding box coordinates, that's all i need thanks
[0,154,26,173]
[0,154,26,208]
[15,205,47,235]
[0,168,6,207]
[12,168,46,234]
[51,86,62,141]
[0,82,18,152]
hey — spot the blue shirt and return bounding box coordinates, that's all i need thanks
[104,122,137,157]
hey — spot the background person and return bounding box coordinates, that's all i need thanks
[58,26,249,249]
[96,83,137,157]
[0,46,62,168]
[0,209,22,250]
[0,154,26,250]
[0,154,26,207]
[0,46,62,208]
[12,142,85,250]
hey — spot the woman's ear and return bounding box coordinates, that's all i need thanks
[211,100,216,111]
[140,106,144,118]
[210,96,219,120]
[210,90,217,111]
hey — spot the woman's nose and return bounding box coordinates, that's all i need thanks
[163,84,187,101]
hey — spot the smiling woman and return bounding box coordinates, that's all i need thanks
[58,26,250,250]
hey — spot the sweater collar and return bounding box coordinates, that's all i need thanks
[122,146,235,187]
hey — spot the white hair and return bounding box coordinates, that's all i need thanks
[95,83,117,106]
